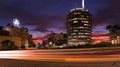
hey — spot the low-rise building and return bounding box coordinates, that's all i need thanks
[47,32,67,48]
[0,19,34,49]
[4,24,29,48]
[0,26,21,49]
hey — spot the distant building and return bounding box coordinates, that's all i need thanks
[47,32,67,47]
[4,24,29,48]
[66,0,92,46]
[2,19,34,48]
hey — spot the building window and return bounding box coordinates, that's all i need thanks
[81,15,84,17]
[82,21,89,23]
[74,36,77,38]
[84,24,90,26]
[78,42,86,45]
[71,33,76,35]
[85,33,90,35]
[74,30,78,32]
[78,27,84,28]
[71,39,77,41]
[73,21,78,23]
[73,12,81,15]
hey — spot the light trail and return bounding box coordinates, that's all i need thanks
[0,48,120,62]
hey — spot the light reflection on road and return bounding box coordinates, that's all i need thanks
[0,49,120,62]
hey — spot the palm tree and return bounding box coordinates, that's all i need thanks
[106,25,114,44]
[106,25,120,45]
[113,25,120,45]
[116,26,120,45]
[106,25,112,32]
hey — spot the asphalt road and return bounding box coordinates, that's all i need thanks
[1,47,120,62]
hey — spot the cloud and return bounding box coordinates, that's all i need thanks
[0,0,67,33]
[22,15,66,33]
[32,32,50,40]
[0,0,119,39]
[93,0,120,27]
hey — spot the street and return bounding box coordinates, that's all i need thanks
[1,47,120,62]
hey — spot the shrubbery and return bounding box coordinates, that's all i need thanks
[0,40,19,50]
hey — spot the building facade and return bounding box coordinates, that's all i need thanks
[66,8,92,46]
[47,32,67,48]
[0,36,21,48]
[0,26,21,49]
[0,19,34,49]
[5,24,29,47]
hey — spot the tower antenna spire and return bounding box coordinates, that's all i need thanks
[82,0,85,8]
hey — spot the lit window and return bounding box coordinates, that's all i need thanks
[82,21,89,23]
[78,36,81,37]
[74,36,77,38]
[73,21,78,23]
[71,39,77,41]
[78,42,86,45]
[78,27,88,29]
[73,12,81,15]
[74,30,78,32]
[71,33,76,35]
[87,39,91,40]
[84,24,89,26]
[78,33,84,34]
[81,36,84,37]
[85,33,90,35]
[79,36,89,38]
[81,15,84,17]
[74,18,77,20]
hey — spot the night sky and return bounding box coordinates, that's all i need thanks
[0,0,120,41]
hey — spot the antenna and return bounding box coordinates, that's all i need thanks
[82,0,85,8]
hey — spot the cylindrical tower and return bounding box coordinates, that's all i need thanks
[66,8,92,46]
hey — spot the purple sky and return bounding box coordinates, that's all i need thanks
[0,0,120,39]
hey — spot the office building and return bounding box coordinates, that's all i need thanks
[66,0,92,46]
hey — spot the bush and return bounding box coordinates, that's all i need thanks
[1,40,19,50]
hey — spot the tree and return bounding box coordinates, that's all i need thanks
[106,25,120,45]
[28,42,36,48]
[1,40,18,50]
[106,25,112,32]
